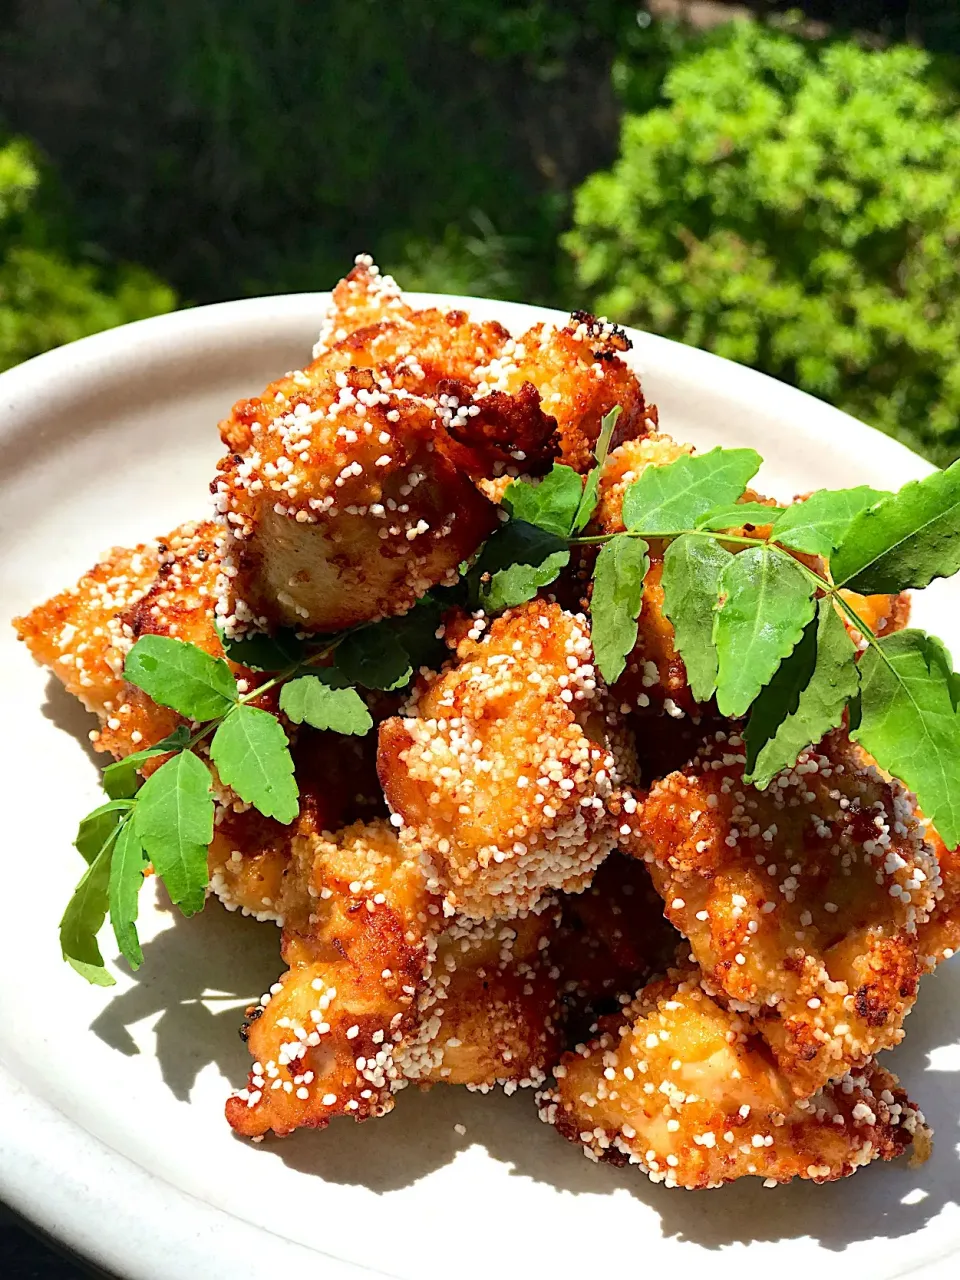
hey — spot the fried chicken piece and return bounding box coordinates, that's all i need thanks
[312,254,412,357]
[378,599,635,920]
[226,818,434,1138]
[213,367,499,637]
[395,906,564,1091]
[208,725,386,922]
[623,729,941,1097]
[14,520,226,758]
[919,827,960,969]
[472,314,649,473]
[552,852,680,1041]
[538,968,927,1187]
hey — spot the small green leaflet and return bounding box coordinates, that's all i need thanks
[714,545,816,718]
[215,622,304,672]
[622,447,761,535]
[102,725,191,800]
[773,487,887,558]
[386,592,452,672]
[280,675,373,735]
[573,404,622,533]
[61,838,117,987]
[660,536,734,703]
[124,636,238,721]
[108,817,148,970]
[503,465,583,538]
[852,629,960,848]
[590,536,649,684]
[744,599,859,788]
[335,626,413,691]
[134,749,214,915]
[74,798,134,865]
[695,503,785,530]
[472,521,570,611]
[211,704,299,824]
[832,460,960,593]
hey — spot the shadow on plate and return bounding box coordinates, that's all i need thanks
[41,674,103,768]
[90,898,960,1254]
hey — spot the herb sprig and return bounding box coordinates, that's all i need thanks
[61,405,960,984]
[61,599,447,984]
[490,409,960,849]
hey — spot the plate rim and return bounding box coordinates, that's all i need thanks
[0,291,944,1280]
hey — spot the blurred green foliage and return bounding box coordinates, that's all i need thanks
[568,21,960,465]
[0,134,175,372]
[2,5,960,463]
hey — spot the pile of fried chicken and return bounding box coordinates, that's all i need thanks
[17,257,959,1190]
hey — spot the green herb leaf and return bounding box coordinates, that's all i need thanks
[590,535,649,684]
[714,545,816,717]
[852,629,960,847]
[573,404,623,533]
[695,503,785,530]
[773,487,887,558]
[503,464,583,537]
[280,675,373,735]
[385,593,450,672]
[101,725,191,800]
[335,626,413,691]
[61,837,117,986]
[832,461,960,593]
[215,623,304,673]
[660,535,734,703]
[211,705,299,824]
[124,636,238,720]
[134,750,214,915]
[75,799,135,865]
[622,447,761,535]
[108,817,149,970]
[744,598,859,788]
[472,521,570,611]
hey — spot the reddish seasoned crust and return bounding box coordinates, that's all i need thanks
[226,819,435,1138]
[621,729,941,1097]
[472,316,649,474]
[377,599,634,920]
[213,368,498,636]
[538,968,926,1187]
[919,828,960,968]
[396,907,564,1090]
[208,726,387,923]
[13,520,233,759]
[436,378,560,477]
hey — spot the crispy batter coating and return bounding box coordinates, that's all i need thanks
[312,255,413,356]
[378,599,635,919]
[213,367,498,636]
[395,906,563,1091]
[208,726,386,923]
[538,968,926,1187]
[14,520,226,758]
[472,315,649,473]
[227,819,434,1138]
[623,729,941,1097]
[919,828,960,969]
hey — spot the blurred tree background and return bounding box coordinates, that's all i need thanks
[1,0,959,462]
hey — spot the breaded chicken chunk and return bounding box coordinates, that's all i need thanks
[14,520,227,758]
[538,968,927,1187]
[213,368,500,636]
[378,599,635,920]
[623,729,941,1097]
[227,818,434,1138]
[919,828,960,969]
[312,254,412,356]
[395,906,563,1091]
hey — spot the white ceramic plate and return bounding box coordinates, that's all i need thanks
[1,295,958,1280]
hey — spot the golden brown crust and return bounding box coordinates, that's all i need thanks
[539,968,926,1187]
[622,729,940,1096]
[919,828,960,968]
[377,599,634,919]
